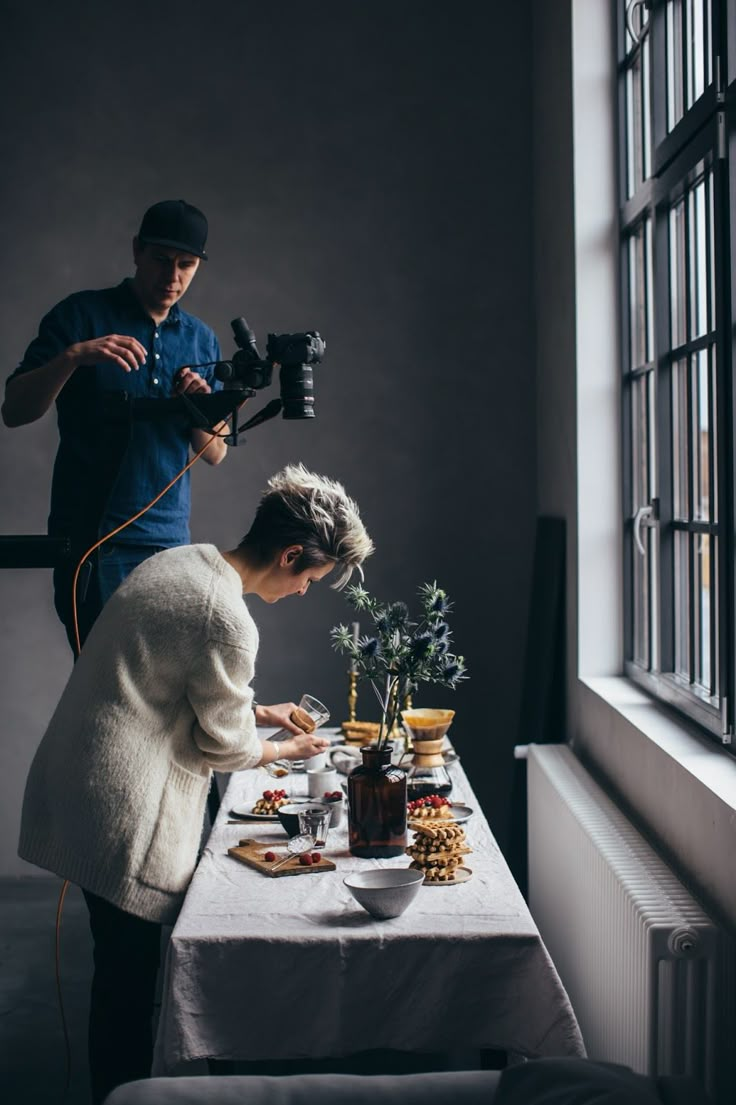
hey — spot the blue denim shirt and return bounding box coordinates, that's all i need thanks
[10,280,222,546]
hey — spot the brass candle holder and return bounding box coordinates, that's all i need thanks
[341,669,379,742]
[348,669,358,723]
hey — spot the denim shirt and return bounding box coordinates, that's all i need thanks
[10,280,222,546]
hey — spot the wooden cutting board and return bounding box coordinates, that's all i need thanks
[228,837,336,877]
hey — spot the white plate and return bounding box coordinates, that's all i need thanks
[449,803,473,823]
[422,866,472,886]
[229,805,280,821]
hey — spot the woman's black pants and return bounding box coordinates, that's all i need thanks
[83,890,162,1105]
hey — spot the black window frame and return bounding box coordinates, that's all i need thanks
[619,0,735,745]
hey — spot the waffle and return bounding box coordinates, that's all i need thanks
[341,720,381,741]
[407,795,453,821]
[251,789,288,815]
[406,820,472,882]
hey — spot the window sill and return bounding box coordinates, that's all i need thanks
[578,675,736,811]
[574,674,736,924]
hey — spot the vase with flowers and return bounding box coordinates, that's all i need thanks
[332,581,467,857]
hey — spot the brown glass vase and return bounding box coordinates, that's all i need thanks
[348,744,407,858]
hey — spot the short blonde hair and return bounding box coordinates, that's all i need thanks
[240,464,374,588]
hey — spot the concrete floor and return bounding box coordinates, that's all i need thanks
[1,877,93,1105]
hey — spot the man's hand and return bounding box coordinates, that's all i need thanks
[2,335,147,427]
[174,367,212,395]
[69,335,148,373]
[255,702,303,733]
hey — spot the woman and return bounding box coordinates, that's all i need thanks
[19,463,373,1103]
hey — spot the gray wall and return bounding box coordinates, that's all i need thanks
[0,0,536,874]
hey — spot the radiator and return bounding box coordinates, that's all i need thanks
[527,743,734,1103]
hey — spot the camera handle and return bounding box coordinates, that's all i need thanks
[228,398,283,444]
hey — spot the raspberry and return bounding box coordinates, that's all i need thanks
[430,796,443,808]
[311,852,321,863]
[299,854,313,866]
[263,790,273,801]
[264,851,276,862]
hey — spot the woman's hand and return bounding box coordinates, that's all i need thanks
[254,702,303,732]
[258,730,330,768]
[280,732,331,762]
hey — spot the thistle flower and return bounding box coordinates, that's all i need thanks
[387,601,409,628]
[411,633,434,660]
[331,581,469,747]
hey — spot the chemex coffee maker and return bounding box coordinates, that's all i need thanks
[401,708,455,799]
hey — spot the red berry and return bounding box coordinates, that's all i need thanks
[299,854,313,866]
[331,791,342,799]
[430,796,443,808]
[263,790,273,800]
[264,851,276,862]
[311,852,321,863]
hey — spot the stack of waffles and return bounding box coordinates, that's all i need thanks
[405,820,472,882]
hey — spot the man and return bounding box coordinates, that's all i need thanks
[19,462,374,1104]
[2,199,227,650]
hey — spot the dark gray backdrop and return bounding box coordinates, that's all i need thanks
[0,0,536,872]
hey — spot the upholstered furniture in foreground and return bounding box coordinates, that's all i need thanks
[105,1059,712,1104]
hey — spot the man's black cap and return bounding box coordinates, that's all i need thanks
[137,199,208,260]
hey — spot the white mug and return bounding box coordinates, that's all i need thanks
[302,749,328,772]
[307,766,339,797]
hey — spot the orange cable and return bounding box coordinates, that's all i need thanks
[71,413,239,656]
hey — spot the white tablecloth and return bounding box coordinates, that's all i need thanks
[152,735,584,1073]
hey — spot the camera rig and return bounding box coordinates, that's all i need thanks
[0,318,326,569]
[103,316,326,445]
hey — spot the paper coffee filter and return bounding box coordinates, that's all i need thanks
[401,708,455,742]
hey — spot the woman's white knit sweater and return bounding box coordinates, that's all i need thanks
[19,544,262,924]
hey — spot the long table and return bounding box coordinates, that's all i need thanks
[152,734,585,1074]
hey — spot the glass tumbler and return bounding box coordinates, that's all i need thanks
[297,805,332,847]
[264,693,331,778]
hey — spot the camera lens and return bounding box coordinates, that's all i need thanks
[280,365,315,419]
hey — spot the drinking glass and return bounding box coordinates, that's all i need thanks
[264,693,331,778]
[297,805,332,847]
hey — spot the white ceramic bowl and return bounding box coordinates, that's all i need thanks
[343,868,425,920]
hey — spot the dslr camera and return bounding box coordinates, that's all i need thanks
[215,318,325,419]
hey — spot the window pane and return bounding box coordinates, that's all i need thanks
[707,171,716,331]
[667,0,711,128]
[672,359,689,519]
[642,34,652,180]
[667,0,684,131]
[695,532,710,689]
[669,200,687,348]
[632,376,650,511]
[628,223,652,367]
[631,371,653,669]
[686,0,711,106]
[694,350,711,521]
[626,60,644,197]
[707,344,711,521]
[712,534,719,695]
[689,177,709,339]
[633,525,651,667]
[674,530,690,677]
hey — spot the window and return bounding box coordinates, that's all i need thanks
[619,0,735,742]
